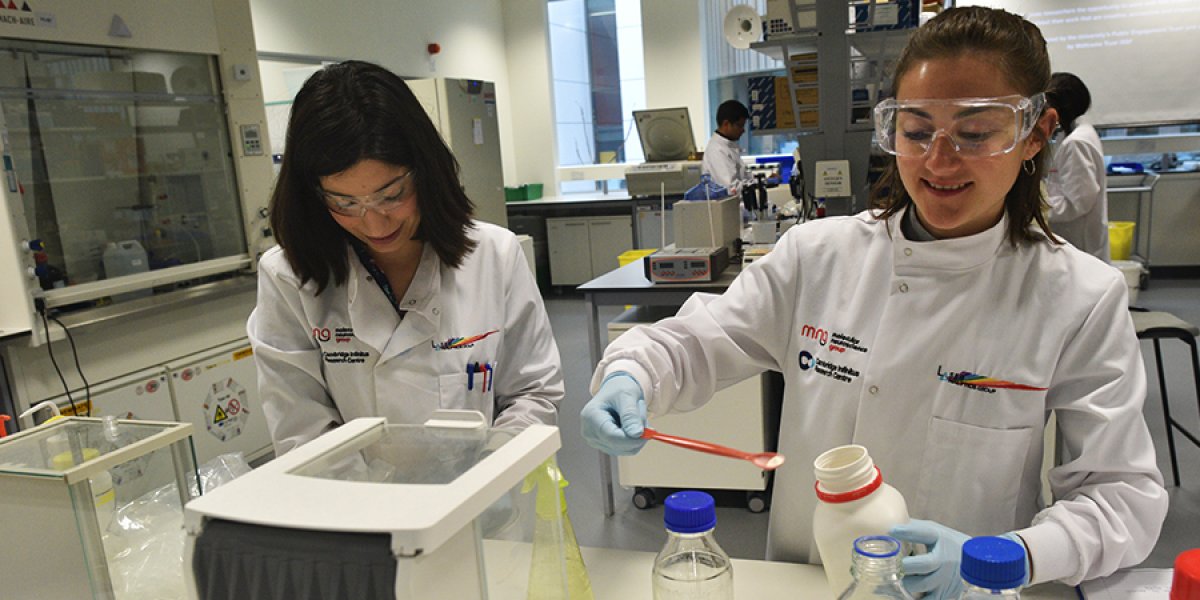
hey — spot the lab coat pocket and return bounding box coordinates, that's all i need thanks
[437,372,495,422]
[915,417,1032,536]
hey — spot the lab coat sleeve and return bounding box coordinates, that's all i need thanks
[1045,136,1105,223]
[491,237,563,429]
[1015,275,1167,585]
[246,259,343,455]
[591,236,799,415]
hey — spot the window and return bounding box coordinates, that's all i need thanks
[548,0,646,193]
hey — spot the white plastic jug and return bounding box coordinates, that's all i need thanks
[813,444,910,597]
[102,240,151,300]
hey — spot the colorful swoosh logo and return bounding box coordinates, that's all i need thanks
[432,329,499,351]
[937,366,1047,391]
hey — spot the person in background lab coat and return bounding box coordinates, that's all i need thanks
[248,61,563,456]
[1044,73,1109,262]
[582,8,1165,600]
[702,99,754,194]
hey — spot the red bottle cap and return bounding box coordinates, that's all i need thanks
[1173,549,1200,600]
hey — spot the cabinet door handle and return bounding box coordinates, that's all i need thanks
[566,222,586,227]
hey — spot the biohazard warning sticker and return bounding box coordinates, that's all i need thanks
[203,377,249,442]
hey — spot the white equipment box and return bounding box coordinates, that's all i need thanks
[166,340,273,465]
[608,306,768,511]
[625,161,703,197]
[673,195,743,257]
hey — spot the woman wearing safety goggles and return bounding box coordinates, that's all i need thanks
[582,7,1166,600]
[248,61,564,458]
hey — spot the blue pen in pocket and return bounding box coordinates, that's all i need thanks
[467,362,476,390]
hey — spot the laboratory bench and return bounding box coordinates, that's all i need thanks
[483,539,1078,599]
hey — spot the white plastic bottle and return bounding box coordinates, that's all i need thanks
[813,444,910,597]
[958,536,1026,599]
[652,490,733,600]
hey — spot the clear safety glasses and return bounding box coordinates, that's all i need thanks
[873,93,1046,158]
[320,170,415,218]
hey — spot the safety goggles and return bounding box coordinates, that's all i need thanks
[873,93,1045,158]
[320,170,415,217]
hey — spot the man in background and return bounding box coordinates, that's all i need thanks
[702,99,754,194]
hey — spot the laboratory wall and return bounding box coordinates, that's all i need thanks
[249,0,541,189]
[642,0,711,149]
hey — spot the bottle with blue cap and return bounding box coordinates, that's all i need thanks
[958,536,1027,599]
[651,490,733,599]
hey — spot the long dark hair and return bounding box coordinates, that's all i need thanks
[872,7,1058,247]
[269,60,477,294]
[1046,72,1091,134]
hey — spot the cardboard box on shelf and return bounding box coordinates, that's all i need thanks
[794,87,819,106]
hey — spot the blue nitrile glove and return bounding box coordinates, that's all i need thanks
[997,532,1033,586]
[580,373,648,456]
[890,519,970,600]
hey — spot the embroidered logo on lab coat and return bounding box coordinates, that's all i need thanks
[431,329,499,351]
[312,326,355,344]
[800,324,869,354]
[798,349,860,384]
[936,366,1047,394]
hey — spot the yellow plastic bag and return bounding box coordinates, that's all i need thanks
[523,458,594,600]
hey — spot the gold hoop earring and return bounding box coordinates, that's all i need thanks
[1023,159,1036,175]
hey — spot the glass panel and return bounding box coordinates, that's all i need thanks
[0,417,183,475]
[292,423,517,485]
[0,40,244,296]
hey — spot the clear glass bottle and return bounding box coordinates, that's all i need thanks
[652,491,733,600]
[837,535,914,599]
[959,536,1026,599]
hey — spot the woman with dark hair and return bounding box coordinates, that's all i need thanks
[1044,72,1110,261]
[581,7,1165,599]
[248,61,562,455]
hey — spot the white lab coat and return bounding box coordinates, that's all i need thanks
[1046,121,1110,262]
[702,131,753,194]
[594,209,1166,586]
[249,221,563,455]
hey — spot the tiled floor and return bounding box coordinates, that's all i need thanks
[546,278,1200,567]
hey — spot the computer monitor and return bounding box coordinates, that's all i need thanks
[633,107,696,162]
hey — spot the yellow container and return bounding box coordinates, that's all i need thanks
[618,249,657,309]
[618,248,657,268]
[1109,221,1135,261]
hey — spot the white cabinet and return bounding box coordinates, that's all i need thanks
[48,368,175,423]
[166,340,273,465]
[547,218,593,285]
[587,217,634,278]
[546,215,633,286]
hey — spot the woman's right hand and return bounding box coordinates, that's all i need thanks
[580,373,648,456]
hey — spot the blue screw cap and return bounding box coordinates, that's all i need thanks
[961,536,1026,590]
[663,490,717,534]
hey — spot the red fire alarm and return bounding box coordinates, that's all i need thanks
[427,43,441,55]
